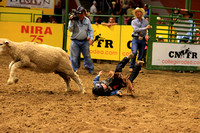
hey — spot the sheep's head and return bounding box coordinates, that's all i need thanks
[0,38,10,54]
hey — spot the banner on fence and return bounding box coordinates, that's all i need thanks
[0,22,63,48]
[152,42,200,66]
[0,0,54,14]
[6,0,54,9]
[67,25,122,61]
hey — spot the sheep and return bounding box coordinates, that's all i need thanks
[0,38,85,93]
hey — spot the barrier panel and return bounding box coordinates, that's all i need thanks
[0,22,63,48]
[146,6,200,71]
[0,7,42,22]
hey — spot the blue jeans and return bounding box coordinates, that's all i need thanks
[70,40,94,72]
[130,38,146,68]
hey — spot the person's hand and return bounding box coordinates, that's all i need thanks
[107,23,112,28]
[145,35,150,41]
[98,70,104,76]
[108,71,114,77]
[146,25,151,29]
[69,15,73,21]
[89,39,93,45]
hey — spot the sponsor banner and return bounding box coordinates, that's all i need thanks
[120,25,133,60]
[67,25,121,61]
[6,0,53,9]
[0,22,63,48]
[152,42,200,66]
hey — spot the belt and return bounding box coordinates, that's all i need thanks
[132,35,145,40]
[71,38,87,41]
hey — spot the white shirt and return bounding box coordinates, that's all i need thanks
[90,5,97,15]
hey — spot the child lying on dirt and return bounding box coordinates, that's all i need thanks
[92,53,144,96]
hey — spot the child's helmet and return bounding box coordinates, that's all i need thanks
[92,83,105,96]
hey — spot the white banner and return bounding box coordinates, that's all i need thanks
[6,0,53,9]
[152,42,200,66]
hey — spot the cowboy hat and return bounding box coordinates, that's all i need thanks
[132,7,145,17]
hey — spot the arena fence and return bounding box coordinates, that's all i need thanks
[1,6,200,71]
[146,6,200,71]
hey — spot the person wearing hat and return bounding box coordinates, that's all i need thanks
[129,7,151,72]
[92,53,144,96]
[68,6,96,75]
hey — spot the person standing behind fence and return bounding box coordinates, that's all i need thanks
[90,1,98,21]
[129,7,151,72]
[101,17,118,28]
[68,6,96,75]
[174,11,195,43]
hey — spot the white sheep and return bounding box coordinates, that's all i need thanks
[0,38,85,93]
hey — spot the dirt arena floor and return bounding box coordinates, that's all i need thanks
[0,54,200,133]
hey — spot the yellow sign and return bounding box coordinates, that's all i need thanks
[120,25,133,60]
[0,22,63,48]
[67,25,121,61]
[0,7,42,22]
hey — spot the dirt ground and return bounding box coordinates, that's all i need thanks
[0,54,200,133]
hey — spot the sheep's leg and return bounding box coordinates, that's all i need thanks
[55,72,71,92]
[65,76,71,92]
[9,61,15,71]
[7,57,35,85]
[69,72,85,94]
[7,61,22,85]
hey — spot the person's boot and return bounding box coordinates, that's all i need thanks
[136,60,144,66]
[127,53,134,59]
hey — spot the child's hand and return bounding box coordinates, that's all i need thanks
[108,71,114,77]
[98,70,104,76]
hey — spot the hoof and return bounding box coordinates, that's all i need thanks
[82,90,86,94]
[14,78,18,84]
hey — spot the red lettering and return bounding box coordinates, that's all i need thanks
[21,25,52,35]
[35,26,42,34]
[31,26,34,34]
[21,25,29,33]
[44,27,52,35]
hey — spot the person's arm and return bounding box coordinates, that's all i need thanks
[93,71,104,84]
[101,22,108,26]
[68,15,74,32]
[131,20,150,33]
[87,18,94,45]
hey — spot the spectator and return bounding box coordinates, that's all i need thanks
[94,16,103,25]
[157,17,164,24]
[36,17,42,23]
[194,28,200,44]
[90,1,98,14]
[49,16,57,23]
[121,0,129,14]
[110,1,117,15]
[90,0,98,21]
[126,3,134,25]
[101,17,118,28]
[173,11,195,43]
[143,4,149,18]
[115,0,122,15]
